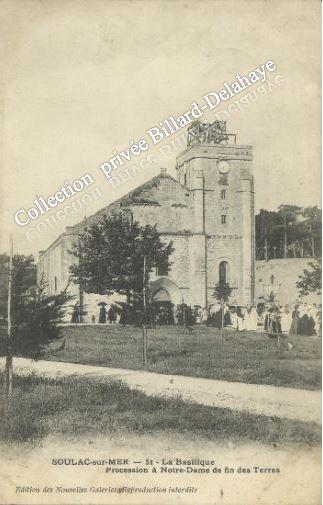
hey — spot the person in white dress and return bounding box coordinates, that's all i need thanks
[280,305,292,335]
[237,306,245,331]
[244,305,251,330]
[248,306,258,331]
[230,308,238,330]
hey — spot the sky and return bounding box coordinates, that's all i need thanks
[1,0,321,258]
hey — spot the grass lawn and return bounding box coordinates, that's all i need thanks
[0,373,320,446]
[42,325,322,390]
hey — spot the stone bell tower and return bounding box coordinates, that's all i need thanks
[175,120,255,306]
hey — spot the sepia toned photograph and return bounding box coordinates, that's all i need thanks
[0,1,321,504]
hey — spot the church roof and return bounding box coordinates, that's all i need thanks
[72,170,191,233]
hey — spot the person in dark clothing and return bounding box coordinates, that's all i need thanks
[308,314,315,336]
[99,305,107,323]
[299,313,309,335]
[268,306,281,336]
[290,305,300,335]
[108,305,117,324]
[224,304,231,326]
[299,306,315,335]
[211,303,222,328]
[71,303,80,324]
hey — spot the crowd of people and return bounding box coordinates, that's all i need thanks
[265,303,322,336]
[70,300,321,337]
[203,301,321,336]
[71,303,120,325]
[206,303,259,331]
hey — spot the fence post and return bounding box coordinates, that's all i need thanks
[5,235,13,399]
[142,254,147,364]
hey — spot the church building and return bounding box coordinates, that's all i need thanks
[38,120,255,321]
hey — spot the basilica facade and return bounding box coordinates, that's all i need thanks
[38,121,255,321]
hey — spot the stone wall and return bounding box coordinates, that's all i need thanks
[38,229,79,321]
[255,258,320,305]
[207,235,243,305]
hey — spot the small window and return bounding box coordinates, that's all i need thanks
[219,261,229,284]
[157,258,169,276]
[221,189,226,200]
[54,276,57,292]
[221,215,227,224]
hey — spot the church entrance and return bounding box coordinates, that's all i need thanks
[151,288,174,325]
[149,278,183,326]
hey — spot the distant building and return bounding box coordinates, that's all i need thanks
[38,120,255,321]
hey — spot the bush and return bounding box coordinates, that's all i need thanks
[176,304,196,326]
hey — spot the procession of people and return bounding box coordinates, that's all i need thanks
[71,299,321,337]
[206,303,260,332]
[204,301,321,336]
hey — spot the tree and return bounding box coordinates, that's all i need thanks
[0,254,36,324]
[296,258,322,297]
[69,213,174,303]
[212,282,233,330]
[13,281,71,359]
[0,254,71,360]
[255,206,322,260]
[213,282,233,303]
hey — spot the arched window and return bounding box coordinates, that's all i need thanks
[219,261,229,284]
[156,256,169,276]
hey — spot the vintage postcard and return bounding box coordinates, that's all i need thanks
[0,1,321,504]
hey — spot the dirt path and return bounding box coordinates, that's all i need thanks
[0,357,320,424]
